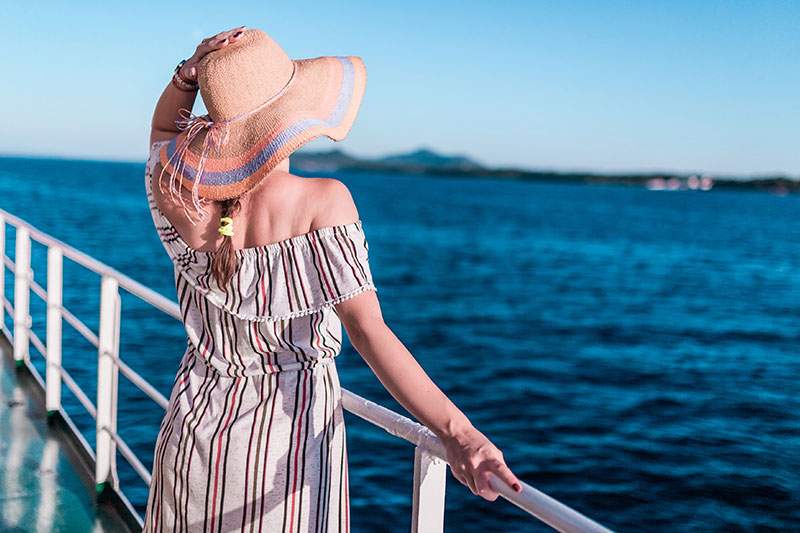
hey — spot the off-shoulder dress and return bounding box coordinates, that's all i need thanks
[142,141,377,532]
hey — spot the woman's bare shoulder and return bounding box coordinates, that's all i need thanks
[302,176,360,229]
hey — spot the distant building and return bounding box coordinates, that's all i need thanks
[646,175,714,192]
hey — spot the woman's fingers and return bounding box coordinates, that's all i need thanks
[454,456,522,501]
[192,37,229,62]
[464,471,478,495]
[209,26,243,41]
[475,472,500,501]
[452,465,478,495]
[180,26,248,82]
[197,26,246,53]
[441,427,524,502]
[207,34,229,49]
[487,459,522,493]
[214,26,246,44]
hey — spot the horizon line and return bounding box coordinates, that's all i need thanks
[0,147,797,181]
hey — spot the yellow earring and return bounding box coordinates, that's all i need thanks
[218,216,234,237]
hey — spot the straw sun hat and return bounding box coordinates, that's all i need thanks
[156,28,367,221]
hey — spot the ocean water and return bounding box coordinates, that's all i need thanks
[0,155,798,532]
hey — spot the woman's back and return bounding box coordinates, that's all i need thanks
[145,140,377,373]
[151,149,357,255]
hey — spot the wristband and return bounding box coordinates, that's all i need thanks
[173,59,199,91]
[172,72,198,92]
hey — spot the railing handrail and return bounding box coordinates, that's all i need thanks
[0,208,613,533]
[0,208,181,320]
[340,390,612,532]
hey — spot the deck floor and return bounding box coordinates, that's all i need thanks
[0,338,135,532]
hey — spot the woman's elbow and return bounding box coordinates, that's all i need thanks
[341,311,387,348]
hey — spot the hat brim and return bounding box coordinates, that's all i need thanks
[157,55,366,201]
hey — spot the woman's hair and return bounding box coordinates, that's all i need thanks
[211,196,243,287]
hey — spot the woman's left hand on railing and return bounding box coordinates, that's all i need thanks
[442,424,522,501]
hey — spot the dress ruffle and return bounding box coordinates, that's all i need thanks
[145,140,377,322]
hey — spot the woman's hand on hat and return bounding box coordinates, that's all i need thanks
[179,26,247,83]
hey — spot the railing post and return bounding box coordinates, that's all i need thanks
[411,446,447,533]
[46,246,63,415]
[13,227,31,367]
[0,215,6,331]
[96,275,121,493]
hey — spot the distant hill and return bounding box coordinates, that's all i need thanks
[376,148,483,171]
[291,147,483,174]
[289,149,362,172]
[290,147,800,195]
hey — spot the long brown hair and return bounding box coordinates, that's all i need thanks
[210,195,243,287]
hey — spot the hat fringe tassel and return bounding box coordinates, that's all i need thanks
[157,62,298,225]
[158,110,230,225]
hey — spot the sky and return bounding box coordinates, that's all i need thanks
[1,1,798,176]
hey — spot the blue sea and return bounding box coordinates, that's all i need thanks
[0,155,798,531]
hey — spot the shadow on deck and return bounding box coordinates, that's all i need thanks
[0,334,138,532]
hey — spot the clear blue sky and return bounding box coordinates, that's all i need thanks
[2,1,798,176]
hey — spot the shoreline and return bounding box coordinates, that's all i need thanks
[1,151,797,196]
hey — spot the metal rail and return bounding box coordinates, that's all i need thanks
[0,208,613,533]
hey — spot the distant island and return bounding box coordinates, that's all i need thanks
[291,148,800,195]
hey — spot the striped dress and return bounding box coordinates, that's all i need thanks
[142,141,377,532]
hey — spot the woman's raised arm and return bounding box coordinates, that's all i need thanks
[149,26,246,146]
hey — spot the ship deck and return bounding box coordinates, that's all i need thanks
[0,334,136,532]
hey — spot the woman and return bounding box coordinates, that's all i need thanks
[143,26,522,532]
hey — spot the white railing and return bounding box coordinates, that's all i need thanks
[0,208,612,533]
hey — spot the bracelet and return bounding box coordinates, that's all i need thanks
[172,59,199,91]
[171,72,198,92]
